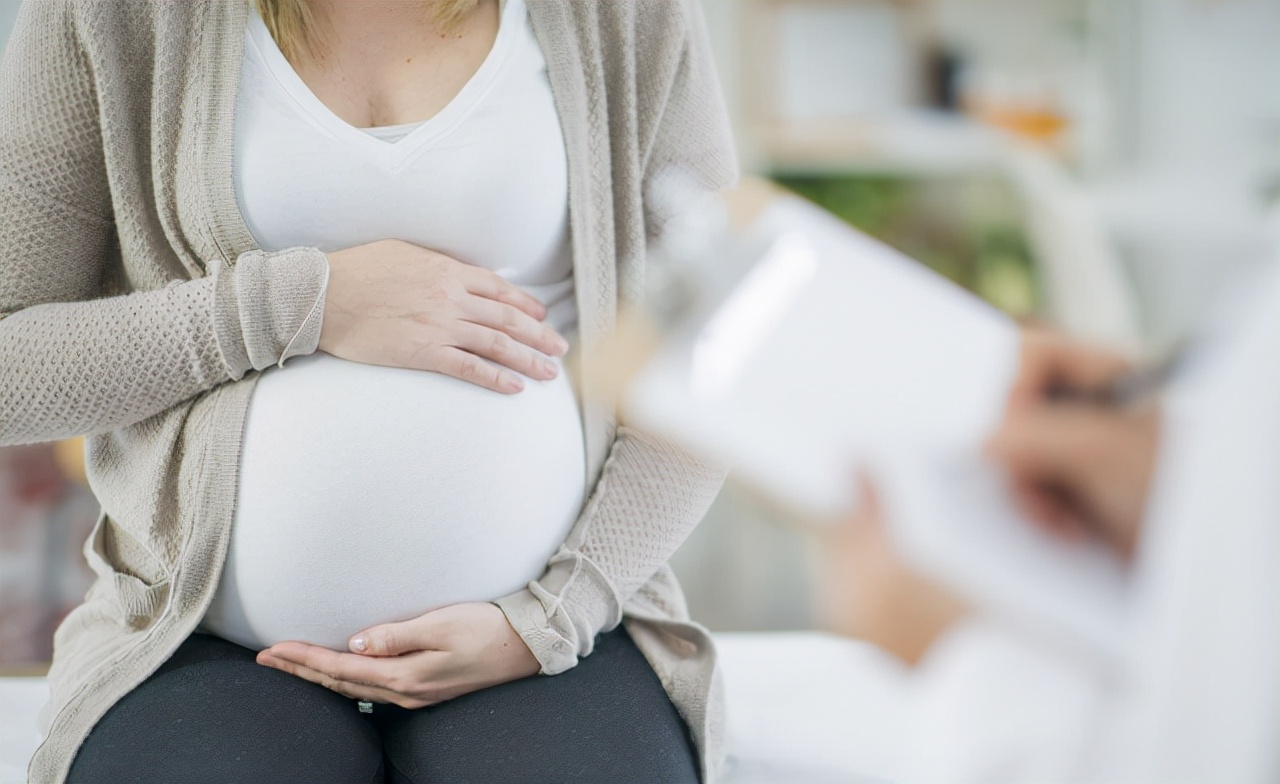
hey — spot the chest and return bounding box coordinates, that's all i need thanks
[292,2,501,130]
[233,0,571,292]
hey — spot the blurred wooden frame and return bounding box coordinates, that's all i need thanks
[742,0,933,160]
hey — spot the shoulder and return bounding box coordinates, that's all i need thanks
[527,0,709,125]
[30,0,226,98]
[529,0,699,63]
[63,0,208,21]
[55,0,205,58]
[61,0,194,31]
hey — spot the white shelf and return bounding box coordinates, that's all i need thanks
[756,111,1012,178]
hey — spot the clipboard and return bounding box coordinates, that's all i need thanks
[623,192,1020,517]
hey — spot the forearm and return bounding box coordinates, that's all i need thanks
[497,426,725,674]
[0,248,328,446]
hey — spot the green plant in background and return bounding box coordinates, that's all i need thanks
[974,222,1037,316]
[772,173,1041,318]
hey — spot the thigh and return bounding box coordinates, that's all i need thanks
[68,633,385,784]
[379,628,699,784]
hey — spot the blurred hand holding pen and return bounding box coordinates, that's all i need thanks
[815,332,1171,667]
[987,331,1171,562]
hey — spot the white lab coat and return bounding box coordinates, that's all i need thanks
[897,257,1280,783]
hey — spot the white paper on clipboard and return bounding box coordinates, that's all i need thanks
[627,195,1020,516]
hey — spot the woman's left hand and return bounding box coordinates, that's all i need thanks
[257,602,541,709]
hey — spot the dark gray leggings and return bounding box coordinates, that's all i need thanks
[67,628,699,783]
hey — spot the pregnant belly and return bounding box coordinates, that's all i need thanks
[202,353,586,651]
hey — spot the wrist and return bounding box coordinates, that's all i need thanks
[496,611,541,678]
[493,591,578,675]
[316,253,344,355]
[890,591,969,666]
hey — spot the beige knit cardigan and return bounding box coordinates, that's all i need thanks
[0,1,738,780]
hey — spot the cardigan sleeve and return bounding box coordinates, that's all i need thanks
[495,0,739,674]
[0,1,329,446]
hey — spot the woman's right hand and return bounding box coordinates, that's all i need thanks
[987,330,1157,559]
[319,240,570,393]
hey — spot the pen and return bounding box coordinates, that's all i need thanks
[1046,345,1184,409]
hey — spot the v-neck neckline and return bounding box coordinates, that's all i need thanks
[244,0,521,169]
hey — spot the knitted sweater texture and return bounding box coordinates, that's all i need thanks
[0,1,738,781]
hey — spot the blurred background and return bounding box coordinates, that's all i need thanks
[678,0,1280,632]
[0,0,1277,665]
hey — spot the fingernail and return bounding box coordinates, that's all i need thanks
[350,636,368,653]
[502,376,524,394]
[555,337,570,355]
[542,360,558,378]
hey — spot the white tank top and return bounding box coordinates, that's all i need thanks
[201,0,587,651]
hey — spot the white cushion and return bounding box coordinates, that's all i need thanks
[0,678,45,784]
[716,632,908,783]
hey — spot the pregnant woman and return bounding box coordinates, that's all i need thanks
[0,0,736,781]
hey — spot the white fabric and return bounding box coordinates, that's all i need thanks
[715,633,909,783]
[1117,258,1280,782]
[203,0,586,652]
[901,620,1110,782]
[360,121,422,144]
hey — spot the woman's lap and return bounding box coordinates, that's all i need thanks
[68,628,698,784]
[67,633,385,784]
[374,628,699,783]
